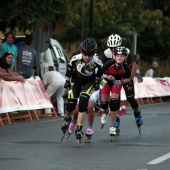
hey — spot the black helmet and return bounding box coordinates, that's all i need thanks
[114,46,128,58]
[80,37,97,56]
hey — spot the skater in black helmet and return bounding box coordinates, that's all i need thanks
[60,37,103,147]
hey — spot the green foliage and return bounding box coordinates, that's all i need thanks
[0,0,170,61]
[0,0,64,34]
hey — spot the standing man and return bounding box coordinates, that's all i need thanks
[1,31,18,71]
[17,34,36,78]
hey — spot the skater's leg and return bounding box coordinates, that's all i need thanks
[61,98,77,133]
[76,93,90,139]
[109,98,118,128]
[109,92,120,136]
[67,104,80,137]
[100,84,111,128]
[134,110,143,127]
[123,83,143,127]
[100,93,110,127]
[87,100,95,127]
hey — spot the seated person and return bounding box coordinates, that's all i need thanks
[145,61,159,78]
[0,52,25,82]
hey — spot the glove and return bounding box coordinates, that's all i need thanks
[93,80,100,90]
[64,80,70,89]
[129,79,134,87]
[105,75,115,81]
[113,80,122,87]
[138,76,143,82]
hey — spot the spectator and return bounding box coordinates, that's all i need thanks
[17,34,36,79]
[145,61,159,77]
[0,52,25,82]
[1,31,18,71]
[43,66,65,117]
[134,54,143,82]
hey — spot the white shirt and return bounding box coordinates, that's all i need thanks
[43,71,65,85]
[145,68,154,77]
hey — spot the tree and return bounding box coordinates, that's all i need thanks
[1,0,170,61]
[0,0,65,34]
[138,0,170,60]
[52,0,170,60]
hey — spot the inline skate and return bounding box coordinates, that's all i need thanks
[115,116,120,136]
[60,117,71,141]
[85,128,94,143]
[75,129,84,148]
[66,121,76,139]
[134,111,143,134]
[109,126,116,142]
[101,108,110,129]
[135,116,143,134]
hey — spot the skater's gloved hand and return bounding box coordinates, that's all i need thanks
[127,79,134,91]
[129,79,134,86]
[105,75,115,81]
[113,80,122,87]
[64,80,71,89]
[94,79,100,90]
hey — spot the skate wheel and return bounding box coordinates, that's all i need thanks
[138,126,142,134]
[110,136,114,142]
[77,139,81,148]
[60,133,65,141]
[85,136,91,143]
[66,133,70,139]
[101,124,105,129]
[116,128,120,136]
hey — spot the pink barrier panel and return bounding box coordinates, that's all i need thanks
[0,76,53,114]
[121,77,170,101]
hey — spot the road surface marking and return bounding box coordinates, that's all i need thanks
[147,152,170,164]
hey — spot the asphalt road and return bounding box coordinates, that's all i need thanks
[0,101,170,170]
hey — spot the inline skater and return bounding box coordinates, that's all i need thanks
[60,37,103,147]
[100,46,131,141]
[67,53,101,143]
[100,34,143,134]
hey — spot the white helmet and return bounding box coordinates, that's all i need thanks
[107,34,122,47]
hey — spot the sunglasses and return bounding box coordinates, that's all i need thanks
[82,53,93,57]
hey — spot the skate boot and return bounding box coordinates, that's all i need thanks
[109,126,116,142]
[101,108,110,129]
[135,116,143,134]
[66,122,76,139]
[115,116,120,136]
[75,125,84,148]
[75,130,84,148]
[60,117,71,141]
[135,116,143,127]
[85,128,94,143]
[134,110,143,134]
